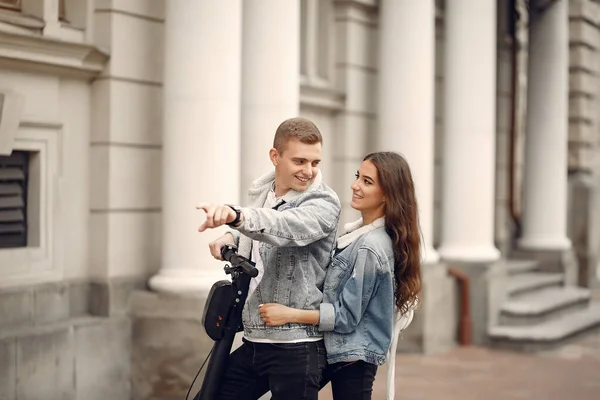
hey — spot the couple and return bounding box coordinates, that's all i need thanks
[197,117,422,400]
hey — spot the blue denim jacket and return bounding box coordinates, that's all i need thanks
[318,217,395,365]
[230,170,341,341]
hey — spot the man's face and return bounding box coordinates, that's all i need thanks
[270,138,322,196]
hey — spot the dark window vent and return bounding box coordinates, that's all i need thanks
[0,151,29,248]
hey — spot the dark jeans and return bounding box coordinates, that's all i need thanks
[215,339,327,400]
[323,360,378,400]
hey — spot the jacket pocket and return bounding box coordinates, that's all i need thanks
[323,258,351,291]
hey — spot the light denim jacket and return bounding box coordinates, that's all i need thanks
[319,217,396,366]
[230,170,341,341]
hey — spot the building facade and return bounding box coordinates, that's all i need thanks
[0,0,599,399]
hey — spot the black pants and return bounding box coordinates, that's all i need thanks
[215,339,327,400]
[323,360,378,400]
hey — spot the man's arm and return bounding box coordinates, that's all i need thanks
[236,191,340,247]
[197,190,341,247]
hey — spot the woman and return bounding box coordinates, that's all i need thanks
[258,151,422,400]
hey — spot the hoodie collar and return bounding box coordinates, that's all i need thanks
[336,216,385,249]
[248,169,323,204]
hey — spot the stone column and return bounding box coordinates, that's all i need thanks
[241,0,300,198]
[519,0,571,251]
[376,0,439,264]
[149,0,243,293]
[437,0,500,263]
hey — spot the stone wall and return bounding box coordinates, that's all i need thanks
[568,0,600,291]
[0,281,131,400]
[0,4,163,398]
[569,0,600,173]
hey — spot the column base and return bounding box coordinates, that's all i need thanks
[517,236,572,251]
[438,245,501,263]
[446,260,508,346]
[90,276,147,317]
[130,290,219,399]
[148,268,227,294]
[396,263,457,354]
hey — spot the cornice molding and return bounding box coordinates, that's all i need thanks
[0,30,108,79]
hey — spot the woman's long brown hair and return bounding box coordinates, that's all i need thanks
[364,152,422,315]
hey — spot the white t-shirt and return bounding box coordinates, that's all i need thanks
[247,188,277,298]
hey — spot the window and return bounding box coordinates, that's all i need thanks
[0,0,21,11]
[0,128,59,284]
[0,150,28,248]
[300,0,335,87]
[0,0,67,20]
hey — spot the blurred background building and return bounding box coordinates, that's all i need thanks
[0,0,599,399]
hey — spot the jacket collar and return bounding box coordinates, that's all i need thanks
[248,169,323,204]
[337,216,385,249]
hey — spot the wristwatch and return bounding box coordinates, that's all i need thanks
[225,204,242,227]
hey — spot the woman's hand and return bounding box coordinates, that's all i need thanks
[259,303,295,326]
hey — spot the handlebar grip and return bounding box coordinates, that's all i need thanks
[221,245,259,278]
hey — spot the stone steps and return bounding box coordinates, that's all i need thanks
[489,301,600,351]
[505,259,540,275]
[506,272,564,297]
[499,286,591,326]
[489,257,600,352]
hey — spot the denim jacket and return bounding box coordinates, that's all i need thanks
[230,170,341,341]
[319,217,395,366]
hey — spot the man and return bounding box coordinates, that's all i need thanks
[196,117,341,400]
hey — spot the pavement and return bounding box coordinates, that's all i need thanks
[319,329,600,400]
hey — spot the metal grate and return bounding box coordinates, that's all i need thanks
[0,151,28,248]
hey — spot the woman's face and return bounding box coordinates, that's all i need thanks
[350,160,385,214]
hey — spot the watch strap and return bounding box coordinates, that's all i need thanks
[225,204,241,227]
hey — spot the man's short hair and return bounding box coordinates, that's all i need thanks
[273,117,322,153]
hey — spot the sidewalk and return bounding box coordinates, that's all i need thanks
[320,331,600,400]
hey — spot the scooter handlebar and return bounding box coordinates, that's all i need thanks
[221,245,259,278]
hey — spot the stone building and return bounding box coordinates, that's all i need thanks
[0,0,599,399]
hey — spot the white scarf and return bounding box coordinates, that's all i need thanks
[337,216,385,249]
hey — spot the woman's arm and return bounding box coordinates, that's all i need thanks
[319,247,384,333]
[259,303,319,326]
